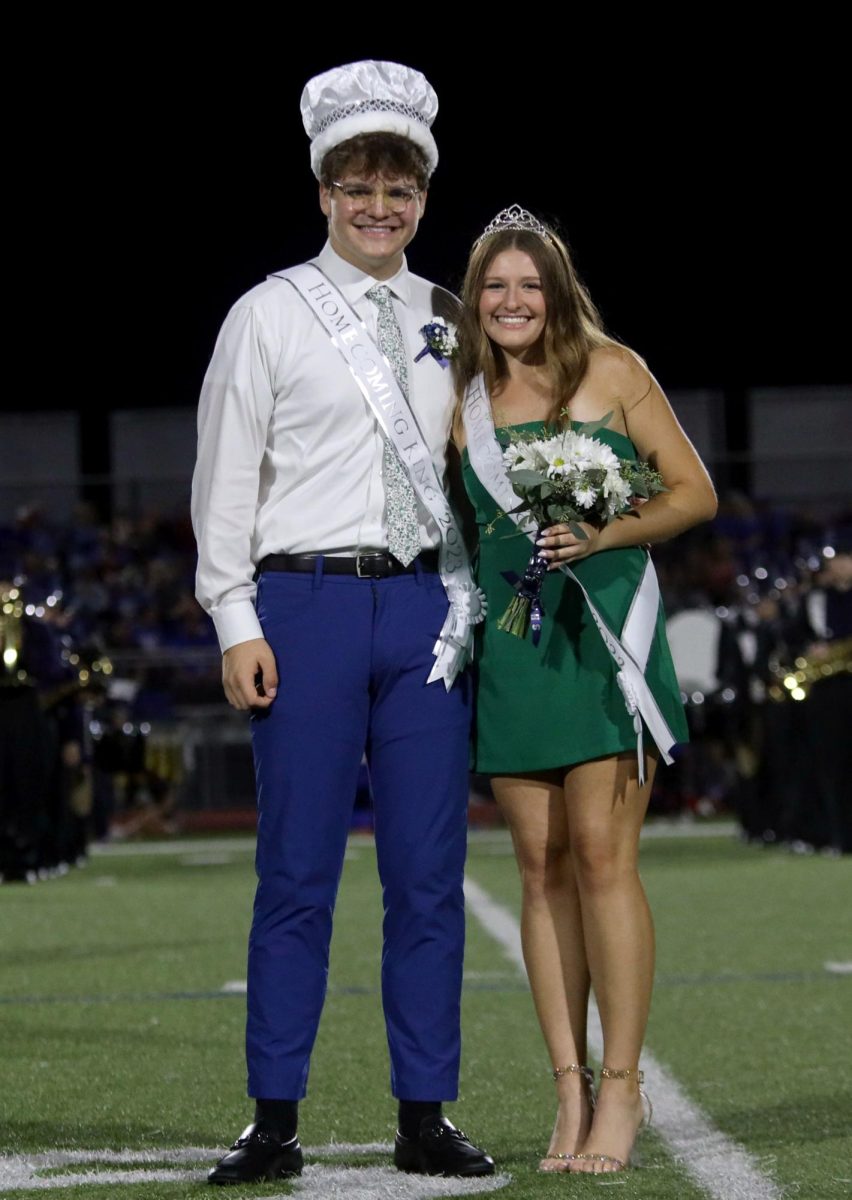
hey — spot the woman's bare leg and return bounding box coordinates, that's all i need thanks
[564,750,657,1172]
[491,772,593,1168]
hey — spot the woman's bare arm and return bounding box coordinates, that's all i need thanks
[540,351,717,563]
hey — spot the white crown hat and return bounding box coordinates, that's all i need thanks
[301,60,439,180]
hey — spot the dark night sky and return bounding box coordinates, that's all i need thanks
[38,34,847,414]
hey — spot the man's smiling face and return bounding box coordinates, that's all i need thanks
[319,176,427,279]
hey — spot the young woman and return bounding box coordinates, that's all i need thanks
[453,208,717,1174]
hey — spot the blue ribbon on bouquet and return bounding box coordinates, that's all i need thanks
[501,548,549,646]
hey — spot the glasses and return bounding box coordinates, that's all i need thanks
[330,181,421,213]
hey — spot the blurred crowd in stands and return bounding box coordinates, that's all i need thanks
[3,502,218,657]
[1,494,850,880]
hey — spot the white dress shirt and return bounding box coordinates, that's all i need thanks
[192,241,458,652]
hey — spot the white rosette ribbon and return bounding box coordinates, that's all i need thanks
[450,580,487,628]
[427,582,488,687]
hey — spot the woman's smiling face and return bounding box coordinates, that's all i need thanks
[478,248,547,357]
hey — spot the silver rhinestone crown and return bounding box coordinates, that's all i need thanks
[314,98,429,137]
[475,204,552,247]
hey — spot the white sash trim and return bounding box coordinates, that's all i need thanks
[462,374,676,779]
[272,264,481,690]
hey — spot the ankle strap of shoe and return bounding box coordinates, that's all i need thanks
[600,1066,644,1083]
[551,1063,595,1085]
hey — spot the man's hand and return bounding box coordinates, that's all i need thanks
[222,638,279,711]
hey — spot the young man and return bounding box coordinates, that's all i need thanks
[192,61,492,1185]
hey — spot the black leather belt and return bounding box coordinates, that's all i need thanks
[259,550,440,578]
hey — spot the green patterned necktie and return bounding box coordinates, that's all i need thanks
[366,284,422,566]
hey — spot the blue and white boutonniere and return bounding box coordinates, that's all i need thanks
[414,317,458,368]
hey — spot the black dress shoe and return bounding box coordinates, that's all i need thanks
[207,1122,303,1185]
[394,1115,495,1177]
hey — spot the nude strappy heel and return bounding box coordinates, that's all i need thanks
[569,1065,651,1173]
[538,1063,596,1172]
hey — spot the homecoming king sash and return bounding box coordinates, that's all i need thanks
[272,263,484,690]
[463,374,676,782]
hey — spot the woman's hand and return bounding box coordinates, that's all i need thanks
[537,523,601,567]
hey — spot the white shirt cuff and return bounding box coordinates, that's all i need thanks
[211,602,265,654]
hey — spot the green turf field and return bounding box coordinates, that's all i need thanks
[1,830,850,1198]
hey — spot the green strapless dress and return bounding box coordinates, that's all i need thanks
[462,421,689,774]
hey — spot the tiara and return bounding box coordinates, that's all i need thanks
[474,204,553,247]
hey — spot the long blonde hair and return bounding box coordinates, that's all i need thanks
[453,226,616,432]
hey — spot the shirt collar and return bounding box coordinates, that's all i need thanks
[314,240,411,306]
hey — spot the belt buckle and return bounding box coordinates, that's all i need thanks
[356,554,384,579]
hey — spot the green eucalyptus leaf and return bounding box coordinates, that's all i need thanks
[509,469,547,487]
[574,411,614,437]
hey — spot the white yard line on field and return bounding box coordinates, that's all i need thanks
[464,876,782,1200]
[0,1144,510,1195]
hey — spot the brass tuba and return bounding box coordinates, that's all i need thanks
[0,583,25,683]
[768,637,852,702]
[1,582,113,698]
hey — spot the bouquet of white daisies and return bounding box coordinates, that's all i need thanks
[494,416,666,641]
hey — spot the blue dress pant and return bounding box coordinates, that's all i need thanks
[246,560,471,1100]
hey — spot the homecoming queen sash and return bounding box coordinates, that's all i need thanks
[463,374,676,781]
[271,263,483,690]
